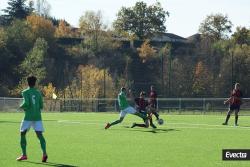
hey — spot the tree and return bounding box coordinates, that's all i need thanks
[0,28,13,85]
[43,83,56,99]
[232,44,250,94]
[26,14,55,44]
[64,65,115,98]
[0,20,34,91]
[171,57,195,97]
[211,40,250,97]
[5,19,33,66]
[79,10,106,51]
[137,39,156,63]
[34,0,51,17]
[2,0,32,23]
[199,13,232,41]
[55,20,72,37]
[0,28,7,50]
[232,27,250,45]
[113,1,169,39]
[192,61,213,96]
[20,38,48,83]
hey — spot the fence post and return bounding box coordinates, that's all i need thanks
[203,98,206,113]
[3,97,6,110]
[179,98,181,110]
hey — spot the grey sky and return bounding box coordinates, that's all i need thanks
[1,0,250,37]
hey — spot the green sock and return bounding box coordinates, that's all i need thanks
[37,135,47,155]
[20,135,27,156]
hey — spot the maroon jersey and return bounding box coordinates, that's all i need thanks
[149,90,157,107]
[231,89,243,105]
[149,90,157,99]
[135,97,148,111]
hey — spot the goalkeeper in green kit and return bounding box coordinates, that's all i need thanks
[16,76,48,162]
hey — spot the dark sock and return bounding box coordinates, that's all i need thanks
[110,120,122,126]
[37,135,46,155]
[20,135,27,156]
[153,112,159,120]
[134,123,146,127]
[235,116,238,125]
[225,114,230,123]
[149,118,153,125]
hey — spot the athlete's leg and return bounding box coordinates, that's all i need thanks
[18,120,31,157]
[20,130,27,156]
[16,130,28,161]
[133,112,149,128]
[105,109,127,129]
[131,122,148,128]
[36,131,47,155]
[36,131,48,162]
[149,114,157,128]
[235,108,240,126]
[223,108,233,125]
[110,117,124,126]
[152,111,159,120]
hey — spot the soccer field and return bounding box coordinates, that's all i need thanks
[0,112,250,167]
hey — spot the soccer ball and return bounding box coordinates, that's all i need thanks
[157,118,164,125]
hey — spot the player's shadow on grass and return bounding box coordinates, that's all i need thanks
[23,161,78,167]
[131,128,180,133]
[117,126,180,133]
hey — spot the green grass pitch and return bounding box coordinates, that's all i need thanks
[0,112,250,167]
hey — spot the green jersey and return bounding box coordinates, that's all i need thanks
[20,87,43,121]
[118,91,129,110]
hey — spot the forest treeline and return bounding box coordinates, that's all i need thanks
[0,0,250,98]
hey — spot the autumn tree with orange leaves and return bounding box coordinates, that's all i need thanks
[137,39,156,63]
[192,61,213,96]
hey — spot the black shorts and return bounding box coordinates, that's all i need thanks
[150,100,157,109]
[229,104,240,111]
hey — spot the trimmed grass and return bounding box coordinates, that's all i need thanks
[0,112,250,167]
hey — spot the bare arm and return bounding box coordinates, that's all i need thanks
[224,97,233,104]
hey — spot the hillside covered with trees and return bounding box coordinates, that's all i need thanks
[0,0,250,98]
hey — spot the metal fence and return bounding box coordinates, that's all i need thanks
[1,97,250,114]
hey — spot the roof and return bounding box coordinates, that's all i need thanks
[151,32,188,43]
[187,33,201,42]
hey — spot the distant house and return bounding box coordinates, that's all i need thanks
[187,33,202,43]
[56,27,194,49]
[151,32,188,43]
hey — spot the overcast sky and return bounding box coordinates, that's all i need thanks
[1,0,250,37]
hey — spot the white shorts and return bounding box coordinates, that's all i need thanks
[120,106,136,118]
[20,120,44,132]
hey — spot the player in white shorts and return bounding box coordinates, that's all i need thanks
[105,87,148,129]
[16,76,48,162]
[20,120,44,132]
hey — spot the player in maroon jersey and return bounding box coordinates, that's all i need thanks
[222,83,243,126]
[149,85,160,121]
[131,91,156,128]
